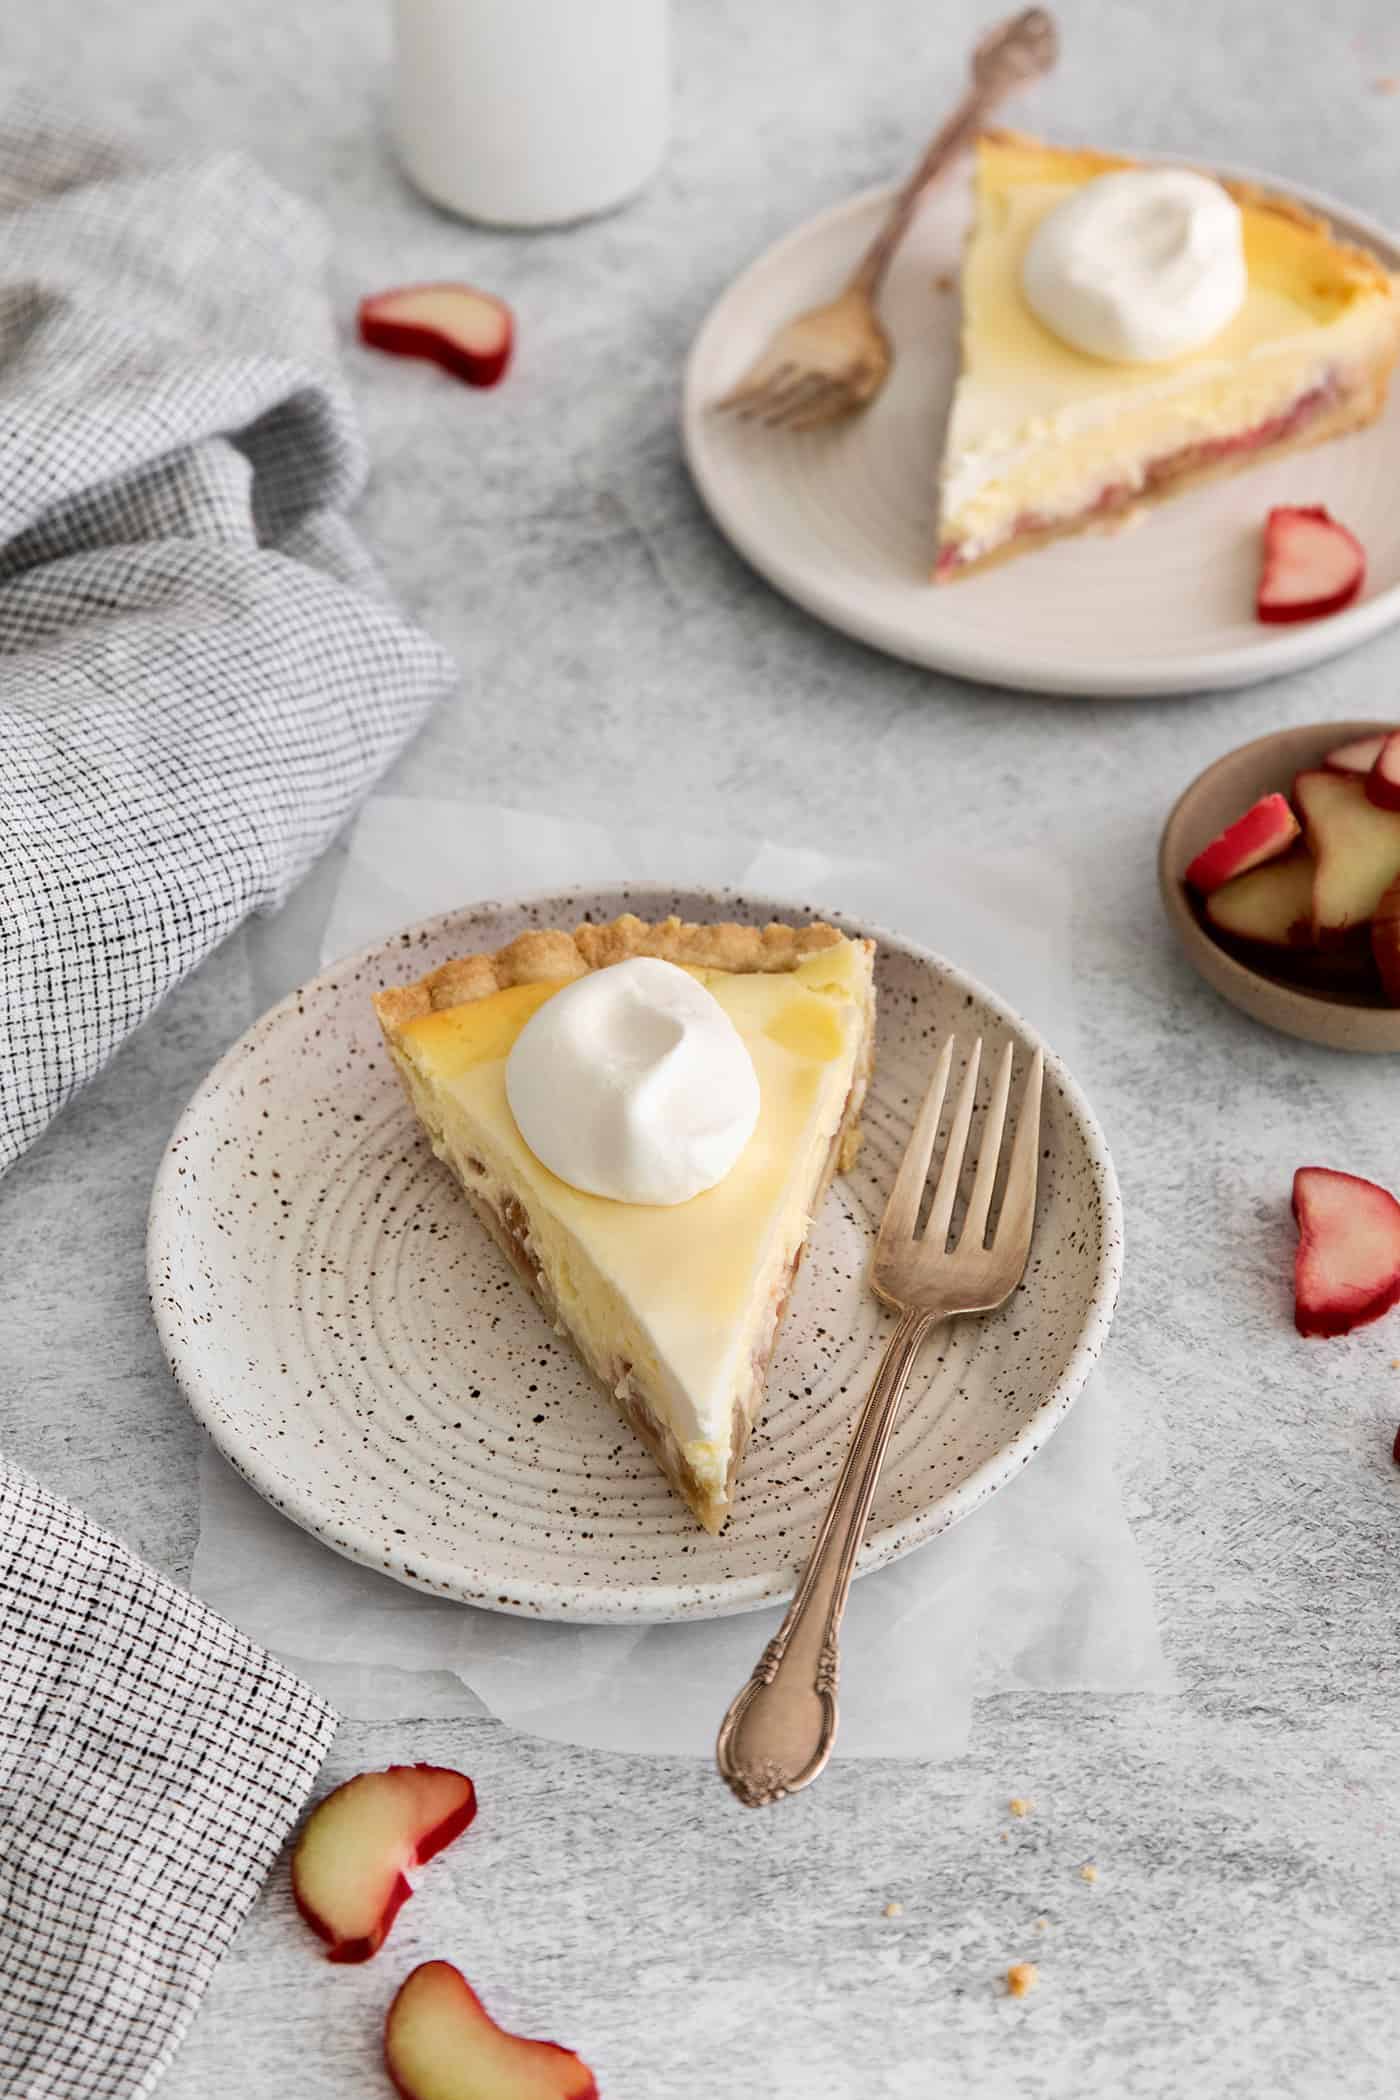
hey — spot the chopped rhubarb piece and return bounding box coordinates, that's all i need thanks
[1204,851,1314,949]
[385,1961,598,2100]
[1324,733,1392,777]
[1365,729,1400,813]
[292,1765,477,1963]
[359,283,513,388]
[1256,506,1365,623]
[1371,871,1400,1004]
[1184,792,1301,896]
[1294,770,1400,941]
[1292,1167,1400,1338]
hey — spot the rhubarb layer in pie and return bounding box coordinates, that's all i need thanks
[935,132,1400,579]
[373,916,876,1533]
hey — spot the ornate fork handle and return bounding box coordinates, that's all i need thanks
[716,1309,935,1807]
[849,7,1058,300]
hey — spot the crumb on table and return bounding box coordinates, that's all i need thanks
[1035,1917,1049,1931]
[883,1900,903,1918]
[1006,1962,1039,1998]
[1375,74,1399,92]
[1009,1797,1033,1817]
[1080,1863,1099,1884]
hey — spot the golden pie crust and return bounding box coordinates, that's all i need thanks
[373,912,852,1037]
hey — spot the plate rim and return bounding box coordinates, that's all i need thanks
[149,882,1124,1622]
[681,155,1400,699]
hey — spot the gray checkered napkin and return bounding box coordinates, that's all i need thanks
[0,100,456,1174]
[0,1458,338,2100]
[0,99,462,2095]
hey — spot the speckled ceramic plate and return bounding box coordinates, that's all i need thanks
[683,161,1400,697]
[148,886,1121,1622]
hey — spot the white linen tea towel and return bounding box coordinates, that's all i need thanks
[0,100,455,1175]
[0,97,475,2098]
[0,1456,337,2099]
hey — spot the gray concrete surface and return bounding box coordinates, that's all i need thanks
[3,0,1399,2092]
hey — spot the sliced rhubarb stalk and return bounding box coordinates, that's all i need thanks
[1256,506,1365,624]
[1324,733,1392,777]
[1293,770,1400,941]
[1365,729,1400,813]
[1371,871,1400,1004]
[1184,792,1301,896]
[1204,851,1315,950]
[292,1765,477,1963]
[359,283,513,388]
[1292,1167,1400,1338]
[385,1961,598,2100]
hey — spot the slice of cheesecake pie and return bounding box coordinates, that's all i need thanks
[936,131,1400,579]
[373,915,876,1533]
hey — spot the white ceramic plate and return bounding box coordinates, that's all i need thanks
[682,163,1400,697]
[149,886,1122,1623]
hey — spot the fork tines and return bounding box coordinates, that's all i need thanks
[715,363,848,430]
[878,1035,1044,1260]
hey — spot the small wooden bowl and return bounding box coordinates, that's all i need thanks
[1159,719,1400,1053]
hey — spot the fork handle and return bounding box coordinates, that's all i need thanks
[716,1308,935,1807]
[848,25,1043,299]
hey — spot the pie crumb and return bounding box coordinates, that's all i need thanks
[883,1901,903,1918]
[1080,1863,1099,1884]
[1006,1962,1038,1998]
[935,270,955,293]
[1376,75,1399,93]
[1035,1917,1048,1931]
[999,1829,1009,1841]
[1009,1797,1033,1817]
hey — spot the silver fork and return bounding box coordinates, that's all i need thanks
[716,1034,1045,1807]
[712,9,1058,432]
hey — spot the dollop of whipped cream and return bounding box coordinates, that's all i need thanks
[505,958,760,1206]
[1021,168,1247,364]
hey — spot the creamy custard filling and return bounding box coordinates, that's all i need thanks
[388,1066,730,1495]
[391,1052,739,1497]
[938,373,1350,570]
[941,358,1348,557]
[407,1110,825,1521]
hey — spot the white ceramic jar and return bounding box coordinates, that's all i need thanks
[392,0,670,229]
